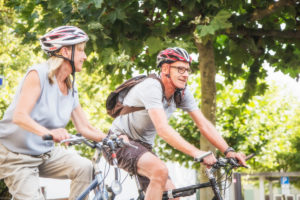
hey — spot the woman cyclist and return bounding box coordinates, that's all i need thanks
[0,26,106,200]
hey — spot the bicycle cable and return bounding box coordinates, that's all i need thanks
[121,173,129,184]
[212,164,235,197]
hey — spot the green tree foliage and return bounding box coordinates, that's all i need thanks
[4,0,300,97]
[276,106,300,173]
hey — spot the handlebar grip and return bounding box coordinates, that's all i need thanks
[246,153,255,161]
[194,151,213,162]
[123,141,138,149]
[42,134,53,140]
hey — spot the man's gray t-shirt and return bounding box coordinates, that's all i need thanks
[110,78,198,146]
[0,62,79,155]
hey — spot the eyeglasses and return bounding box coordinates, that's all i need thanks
[170,65,192,74]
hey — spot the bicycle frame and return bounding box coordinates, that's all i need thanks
[76,174,108,200]
[162,181,212,200]
[77,141,124,200]
[161,167,222,200]
[206,167,222,200]
[76,144,110,200]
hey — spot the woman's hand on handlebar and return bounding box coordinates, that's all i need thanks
[48,128,70,143]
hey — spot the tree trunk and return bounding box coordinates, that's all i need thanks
[195,39,217,200]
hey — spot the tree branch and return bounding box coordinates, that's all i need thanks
[228,27,300,39]
[165,0,299,40]
[251,0,296,21]
[167,19,195,37]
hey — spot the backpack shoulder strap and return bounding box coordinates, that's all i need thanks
[114,75,147,93]
[147,73,165,101]
[119,74,165,116]
[110,74,165,118]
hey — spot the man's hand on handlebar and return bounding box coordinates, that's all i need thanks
[226,151,247,167]
[105,133,138,150]
[117,134,130,143]
[195,151,217,167]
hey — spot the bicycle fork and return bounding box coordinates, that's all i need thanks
[206,168,223,200]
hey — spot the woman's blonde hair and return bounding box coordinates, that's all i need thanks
[47,43,86,89]
[47,56,72,89]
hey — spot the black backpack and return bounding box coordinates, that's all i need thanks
[106,74,183,118]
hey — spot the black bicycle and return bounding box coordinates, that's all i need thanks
[159,152,255,200]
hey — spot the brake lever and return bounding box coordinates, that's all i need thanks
[228,158,240,167]
[116,138,125,148]
[211,158,227,169]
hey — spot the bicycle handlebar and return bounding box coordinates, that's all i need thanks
[212,152,255,169]
[42,133,138,151]
[194,151,255,169]
[163,153,255,200]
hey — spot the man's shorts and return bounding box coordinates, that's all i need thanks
[103,132,154,191]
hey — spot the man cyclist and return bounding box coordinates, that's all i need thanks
[108,47,246,200]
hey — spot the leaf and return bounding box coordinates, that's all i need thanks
[145,37,164,55]
[207,0,219,8]
[107,11,117,23]
[115,8,127,21]
[93,0,103,9]
[210,10,232,30]
[197,10,232,38]
[88,21,103,31]
[197,25,216,37]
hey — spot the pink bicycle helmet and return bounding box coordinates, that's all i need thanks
[40,26,89,97]
[156,47,192,68]
[40,26,89,55]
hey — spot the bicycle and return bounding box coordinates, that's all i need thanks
[43,133,253,200]
[159,152,255,200]
[43,133,138,200]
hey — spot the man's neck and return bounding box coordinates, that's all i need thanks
[160,73,176,100]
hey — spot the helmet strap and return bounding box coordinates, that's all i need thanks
[52,45,76,97]
[166,67,178,90]
[70,45,75,97]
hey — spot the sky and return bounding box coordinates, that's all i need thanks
[265,65,300,101]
